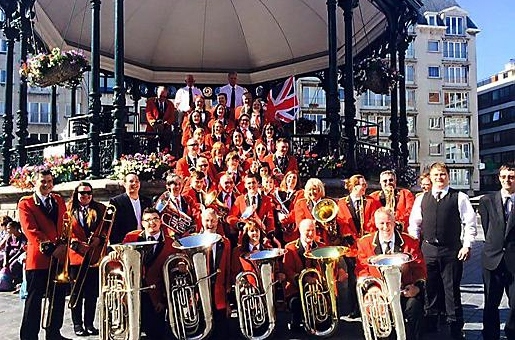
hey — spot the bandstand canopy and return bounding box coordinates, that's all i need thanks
[34,0,390,84]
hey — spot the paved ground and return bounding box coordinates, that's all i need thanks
[0,227,509,339]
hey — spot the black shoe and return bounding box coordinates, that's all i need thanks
[450,324,465,340]
[346,310,361,319]
[85,326,99,336]
[73,325,89,337]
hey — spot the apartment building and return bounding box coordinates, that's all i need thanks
[477,60,515,191]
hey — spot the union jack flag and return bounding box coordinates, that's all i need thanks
[267,76,299,123]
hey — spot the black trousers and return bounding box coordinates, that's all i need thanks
[422,243,464,326]
[69,265,99,328]
[20,269,67,340]
[483,259,515,340]
[141,292,169,340]
[402,293,425,340]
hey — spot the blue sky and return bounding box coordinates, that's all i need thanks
[459,1,515,81]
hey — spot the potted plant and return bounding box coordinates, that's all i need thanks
[19,48,90,88]
[111,152,176,181]
[354,56,401,95]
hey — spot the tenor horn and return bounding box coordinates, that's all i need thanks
[235,248,287,340]
[356,252,414,340]
[298,246,348,337]
[163,233,222,340]
[99,240,157,340]
[69,204,116,309]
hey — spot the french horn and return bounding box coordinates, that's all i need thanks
[163,233,221,340]
[235,248,287,339]
[299,246,348,337]
[99,240,157,340]
[356,252,414,340]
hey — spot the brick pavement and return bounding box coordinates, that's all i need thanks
[0,227,509,339]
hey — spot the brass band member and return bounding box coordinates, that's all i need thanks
[370,169,415,230]
[145,85,176,153]
[277,170,304,244]
[356,208,426,339]
[68,182,106,336]
[263,138,298,182]
[18,169,69,340]
[294,178,330,243]
[122,207,175,340]
[336,174,381,318]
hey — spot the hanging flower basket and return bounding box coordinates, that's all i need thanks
[20,48,89,88]
[354,56,401,95]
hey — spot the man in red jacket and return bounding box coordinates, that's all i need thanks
[145,85,177,153]
[18,169,69,340]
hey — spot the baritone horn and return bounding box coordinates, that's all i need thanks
[163,233,221,340]
[69,204,116,309]
[312,198,339,238]
[99,240,157,340]
[235,248,287,340]
[203,190,229,217]
[42,210,72,330]
[356,252,414,340]
[299,246,348,337]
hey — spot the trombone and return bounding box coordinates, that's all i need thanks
[42,210,73,330]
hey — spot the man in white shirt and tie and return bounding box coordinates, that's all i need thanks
[219,71,246,119]
[175,74,202,127]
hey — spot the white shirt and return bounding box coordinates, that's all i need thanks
[175,86,201,112]
[219,84,246,108]
[408,186,477,248]
[130,197,142,230]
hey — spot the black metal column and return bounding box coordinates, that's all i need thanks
[112,0,125,159]
[398,47,408,167]
[50,85,58,141]
[326,0,340,155]
[388,25,399,167]
[339,0,358,171]
[70,86,77,117]
[88,0,101,177]
[0,2,17,185]
[15,0,34,167]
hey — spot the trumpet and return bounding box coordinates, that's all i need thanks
[299,246,348,337]
[69,204,116,309]
[357,253,414,340]
[42,210,73,330]
[163,233,222,340]
[235,248,287,339]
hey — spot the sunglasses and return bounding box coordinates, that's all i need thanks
[78,191,92,195]
[381,179,395,183]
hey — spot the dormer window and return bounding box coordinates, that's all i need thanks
[445,16,464,35]
[425,14,438,26]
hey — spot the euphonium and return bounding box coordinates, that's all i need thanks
[298,246,348,337]
[356,253,414,340]
[163,233,222,340]
[99,240,157,340]
[156,194,194,236]
[69,204,116,309]
[42,210,73,330]
[312,199,339,238]
[235,248,287,340]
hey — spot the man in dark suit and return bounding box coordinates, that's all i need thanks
[479,163,515,340]
[109,173,152,244]
[18,169,70,340]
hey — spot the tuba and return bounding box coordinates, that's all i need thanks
[163,233,222,340]
[356,253,414,340]
[235,248,287,340]
[298,246,348,337]
[99,240,157,340]
[69,204,116,309]
[42,210,73,330]
[312,198,339,240]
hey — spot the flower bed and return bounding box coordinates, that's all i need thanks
[297,151,346,179]
[20,48,89,88]
[111,153,176,181]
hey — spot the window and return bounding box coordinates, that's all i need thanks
[492,111,500,121]
[427,40,440,52]
[376,116,391,135]
[445,142,471,163]
[449,168,470,187]
[429,92,440,103]
[444,66,468,84]
[0,101,4,114]
[444,92,468,111]
[0,69,6,84]
[428,66,440,78]
[405,41,415,58]
[444,117,469,137]
[426,14,438,26]
[408,141,418,163]
[445,16,464,35]
[407,116,416,136]
[406,90,416,110]
[302,85,326,109]
[443,41,467,59]
[28,102,50,124]
[28,133,49,145]
[429,142,442,155]
[429,116,442,129]
[361,91,391,108]
[65,104,82,117]
[405,65,415,83]
[0,40,7,53]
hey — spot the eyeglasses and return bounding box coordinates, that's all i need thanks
[143,217,160,223]
[78,191,92,195]
[500,175,515,180]
[240,119,249,123]
[167,181,180,186]
[198,163,209,167]
[187,143,199,147]
[381,179,395,183]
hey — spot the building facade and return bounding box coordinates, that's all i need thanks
[477,60,515,191]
